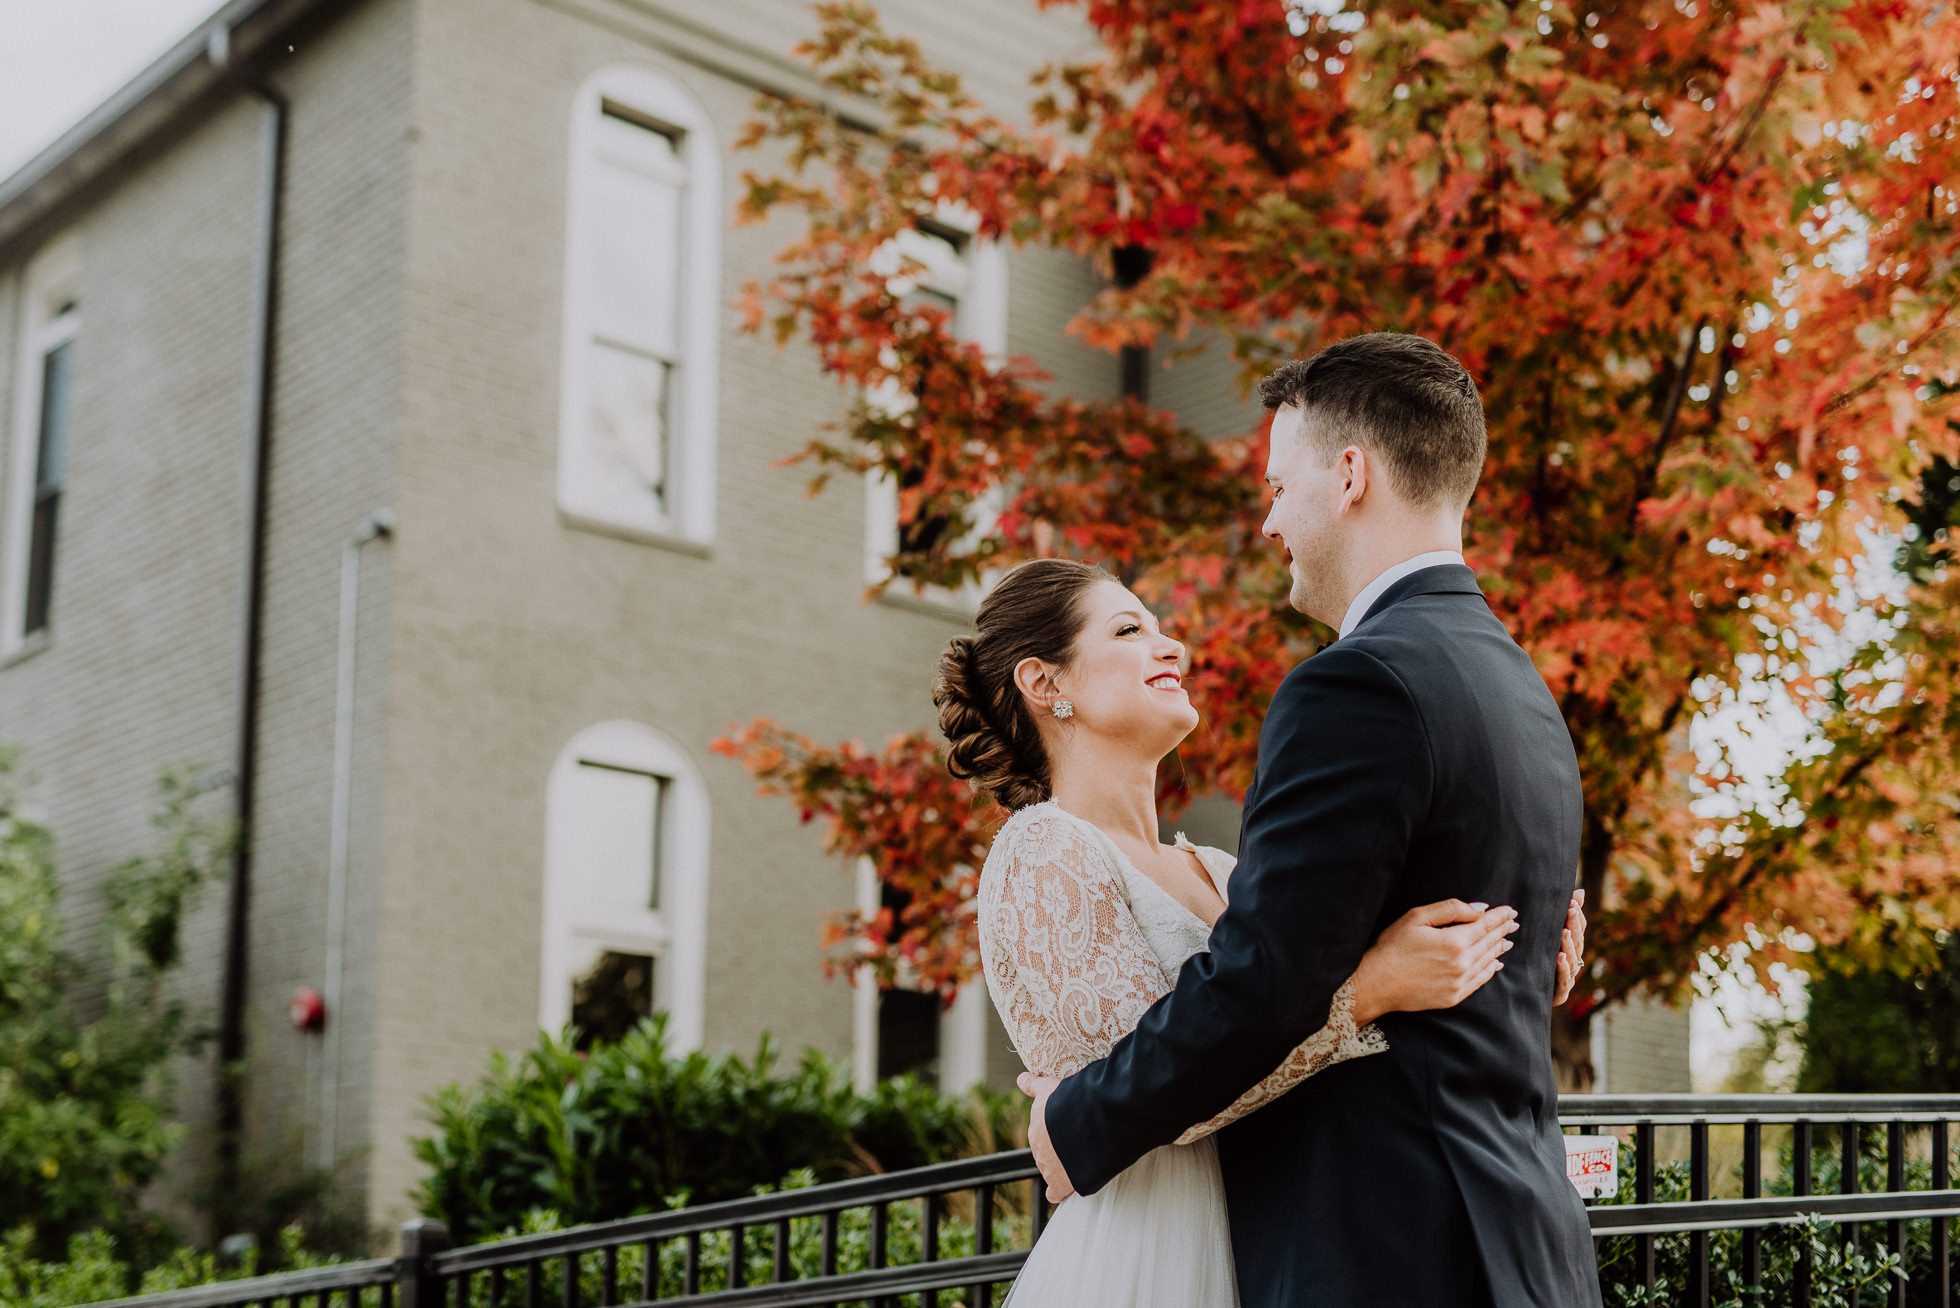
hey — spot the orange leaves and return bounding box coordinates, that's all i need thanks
[732,0,1960,1008]
[714,720,1001,996]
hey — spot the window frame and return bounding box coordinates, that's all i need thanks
[557,67,722,552]
[848,855,992,1093]
[540,721,710,1051]
[863,214,1008,611]
[3,238,81,659]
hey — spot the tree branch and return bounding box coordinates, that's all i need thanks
[1825,292,1960,416]
[1676,732,1895,950]
[1622,316,1709,542]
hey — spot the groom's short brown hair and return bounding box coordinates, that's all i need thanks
[1257,333,1487,511]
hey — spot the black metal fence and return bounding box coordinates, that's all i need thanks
[1569,1094,1958,1307]
[81,1095,1960,1308]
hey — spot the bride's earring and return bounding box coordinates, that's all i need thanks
[1051,698,1075,720]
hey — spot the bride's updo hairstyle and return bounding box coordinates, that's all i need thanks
[933,558,1113,811]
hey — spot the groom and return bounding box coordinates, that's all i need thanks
[1020,333,1602,1307]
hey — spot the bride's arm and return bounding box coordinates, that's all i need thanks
[980,812,1173,1080]
[1173,897,1527,1144]
[1173,973,1381,1144]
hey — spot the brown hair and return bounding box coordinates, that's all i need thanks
[933,559,1113,811]
[1257,332,1487,510]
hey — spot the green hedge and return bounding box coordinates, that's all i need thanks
[1591,1137,1950,1306]
[411,1017,1027,1244]
[450,1172,1018,1307]
[0,751,232,1264]
[10,1147,1952,1308]
[0,1226,336,1308]
[3,1174,1015,1308]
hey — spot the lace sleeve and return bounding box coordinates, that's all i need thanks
[1172,974,1389,1144]
[978,807,1174,1078]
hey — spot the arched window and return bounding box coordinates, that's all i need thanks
[557,66,721,549]
[540,722,710,1051]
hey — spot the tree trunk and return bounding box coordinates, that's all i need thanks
[1553,807,1617,1092]
[1552,1006,1596,1091]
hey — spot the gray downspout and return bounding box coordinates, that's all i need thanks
[207,21,288,1211]
[316,508,393,1171]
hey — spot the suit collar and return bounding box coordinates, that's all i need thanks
[1340,550,1466,637]
[1352,562,1483,632]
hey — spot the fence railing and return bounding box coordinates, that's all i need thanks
[82,1094,1960,1308]
[1569,1094,1959,1308]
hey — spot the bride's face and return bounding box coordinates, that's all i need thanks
[1051,580,1199,751]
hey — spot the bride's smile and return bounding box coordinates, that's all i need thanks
[1025,580,1201,759]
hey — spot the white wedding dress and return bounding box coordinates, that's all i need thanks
[977,801,1389,1308]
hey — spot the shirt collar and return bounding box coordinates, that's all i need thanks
[1338,550,1467,638]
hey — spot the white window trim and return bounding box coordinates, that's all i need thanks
[540,720,711,1052]
[939,983,990,1095]
[2,238,81,658]
[849,855,990,1095]
[865,220,1008,613]
[558,66,721,551]
[851,856,881,1093]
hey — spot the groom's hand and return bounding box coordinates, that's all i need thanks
[1018,1072,1076,1202]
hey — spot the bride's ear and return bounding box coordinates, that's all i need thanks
[1014,656,1061,718]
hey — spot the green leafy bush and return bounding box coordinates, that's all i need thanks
[0,1224,335,1308]
[0,749,233,1262]
[1591,1138,1950,1306]
[1798,933,1960,1093]
[457,1171,1022,1308]
[412,1017,1028,1244]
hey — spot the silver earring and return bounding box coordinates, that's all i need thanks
[1051,698,1074,720]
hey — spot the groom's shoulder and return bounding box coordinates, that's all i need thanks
[1258,642,1427,769]
[1274,637,1417,707]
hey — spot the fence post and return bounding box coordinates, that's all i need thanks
[400,1219,451,1308]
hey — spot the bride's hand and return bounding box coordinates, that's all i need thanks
[1554,889,1587,1007]
[1349,899,1520,1026]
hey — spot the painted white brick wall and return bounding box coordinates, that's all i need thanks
[0,0,1211,1241]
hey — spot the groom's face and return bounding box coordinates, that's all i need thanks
[1263,406,1346,624]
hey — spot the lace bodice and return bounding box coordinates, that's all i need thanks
[1120,832,1214,984]
[978,801,1388,1145]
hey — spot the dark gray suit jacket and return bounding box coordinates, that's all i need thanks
[1046,565,1601,1308]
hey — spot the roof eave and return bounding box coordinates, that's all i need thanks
[0,0,337,259]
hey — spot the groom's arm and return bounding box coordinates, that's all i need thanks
[1044,644,1434,1196]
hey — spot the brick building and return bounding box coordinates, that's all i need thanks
[0,0,1684,1244]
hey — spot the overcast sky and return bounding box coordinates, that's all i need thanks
[0,0,223,181]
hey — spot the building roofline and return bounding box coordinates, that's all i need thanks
[0,0,339,259]
[0,0,900,263]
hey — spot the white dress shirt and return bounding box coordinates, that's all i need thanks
[1338,550,1466,638]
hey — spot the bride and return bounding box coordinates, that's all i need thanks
[933,558,1585,1307]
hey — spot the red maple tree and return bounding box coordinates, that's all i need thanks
[716,0,1960,1082]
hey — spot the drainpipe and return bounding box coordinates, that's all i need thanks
[316,508,393,1170]
[207,21,288,1207]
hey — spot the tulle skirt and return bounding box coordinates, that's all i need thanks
[1006,1138,1238,1308]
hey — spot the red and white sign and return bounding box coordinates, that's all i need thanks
[1565,1134,1618,1199]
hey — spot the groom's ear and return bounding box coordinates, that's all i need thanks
[1337,445,1370,515]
